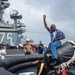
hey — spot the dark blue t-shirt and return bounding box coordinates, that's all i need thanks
[38,44,44,50]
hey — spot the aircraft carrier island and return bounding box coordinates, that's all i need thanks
[0,0,25,46]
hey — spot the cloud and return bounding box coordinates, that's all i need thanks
[3,0,75,44]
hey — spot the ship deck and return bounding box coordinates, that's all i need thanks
[6,49,38,58]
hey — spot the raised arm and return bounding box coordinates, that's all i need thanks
[43,15,50,31]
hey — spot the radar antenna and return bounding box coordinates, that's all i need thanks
[10,9,22,29]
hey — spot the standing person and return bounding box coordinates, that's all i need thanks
[31,44,35,52]
[24,41,32,55]
[0,44,6,60]
[43,15,65,64]
[35,44,38,52]
[38,41,44,54]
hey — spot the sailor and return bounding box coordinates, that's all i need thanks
[24,40,32,55]
[38,41,44,54]
[0,44,6,60]
[43,15,65,65]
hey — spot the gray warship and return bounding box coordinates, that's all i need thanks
[0,0,25,47]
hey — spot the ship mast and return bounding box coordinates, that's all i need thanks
[0,0,10,21]
[10,10,22,29]
[10,9,25,33]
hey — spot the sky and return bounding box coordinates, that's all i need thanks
[4,0,75,44]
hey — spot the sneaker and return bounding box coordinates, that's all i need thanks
[49,58,58,66]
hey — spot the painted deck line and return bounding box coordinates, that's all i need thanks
[6,54,25,56]
[6,53,38,56]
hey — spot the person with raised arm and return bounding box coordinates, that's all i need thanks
[43,15,65,65]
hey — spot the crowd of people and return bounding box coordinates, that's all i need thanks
[0,40,47,59]
[22,40,47,55]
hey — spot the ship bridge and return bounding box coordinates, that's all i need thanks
[0,0,26,46]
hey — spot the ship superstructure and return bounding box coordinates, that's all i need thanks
[0,0,25,46]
